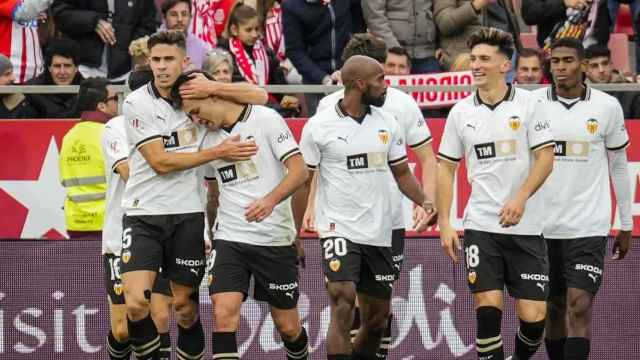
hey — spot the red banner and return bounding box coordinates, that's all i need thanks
[0,119,638,239]
[385,71,474,108]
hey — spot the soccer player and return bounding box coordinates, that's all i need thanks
[436,28,555,360]
[312,33,437,359]
[171,69,310,360]
[120,30,265,360]
[300,55,432,359]
[534,38,632,360]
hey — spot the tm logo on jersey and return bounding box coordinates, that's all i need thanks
[163,127,198,149]
[347,152,387,170]
[473,140,517,160]
[554,141,590,157]
[218,160,259,184]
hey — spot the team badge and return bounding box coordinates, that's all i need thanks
[113,283,123,296]
[329,259,341,272]
[586,119,598,134]
[121,251,131,263]
[468,271,477,284]
[508,116,521,131]
[378,130,390,144]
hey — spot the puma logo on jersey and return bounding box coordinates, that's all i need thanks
[190,268,199,276]
[337,136,348,143]
[536,282,546,292]
[466,123,476,130]
[285,291,295,299]
[588,273,598,283]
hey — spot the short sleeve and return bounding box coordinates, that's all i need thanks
[605,102,630,151]
[437,111,464,163]
[265,112,301,162]
[299,120,321,169]
[388,120,408,166]
[404,97,433,149]
[203,164,217,181]
[102,121,129,173]
[528,99,554,151]
[123,97,163,150]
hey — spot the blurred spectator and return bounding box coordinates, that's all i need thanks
[515,47,545,84]
[434,0,522,70]
[282,0,355,112]
[385,46,412,75]
[362,0,440,74]
[0,54,38,118]
[161,0,213,69]
[585,43,640,118]
[522,0,610,51]
[23,39,84,118]
[190,0,238,46]
[52,0,158,82]
[450,52,471,71]
[0,0,51,83]
[60,78,118,240]
[203,48,234,82]
[608,0,640,75]
[128,36,151,69]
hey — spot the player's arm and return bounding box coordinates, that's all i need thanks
[301,170,318,232]
[499,145,554,227]
[178,73,268,105]
[412,143,438,230]
[206,179,220,240]
[138,135,257,175]
[390,160,428,208]
[245,153,309,222]
[114,162,130,182]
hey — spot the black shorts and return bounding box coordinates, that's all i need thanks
[463,230,549,301]
[546,236,606,296]
[120,213,206,289]
[320,237,395,300]
[104,254,173,304]
[207,240,300,310]
[391,229,406,279]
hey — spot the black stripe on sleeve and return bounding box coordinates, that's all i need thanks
[279,148,301,162]
[437,152,461,163]
[409,136,433,149]
[607,140,630,151]
[135,135,163,149]
[388,155,408,166]
[307,164,317,170]
[111,157,128,173]
[204,176,217,181]
[530,140,555,151]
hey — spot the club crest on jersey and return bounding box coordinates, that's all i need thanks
[586,119,599,134]
[468,271,477,284]
[113,283,123,296]
[329,258,341,272]
[508,116,521,131]
[121,251,131,263]
[378,130,390,144]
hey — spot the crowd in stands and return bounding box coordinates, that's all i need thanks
[1,0,640,119]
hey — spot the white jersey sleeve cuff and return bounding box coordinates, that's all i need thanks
[409,136,433,149]
[531,140,555,152]
[437,152,461,163]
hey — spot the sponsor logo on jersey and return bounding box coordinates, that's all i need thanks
[121,251,131,263]
[329,258,341,272]
[378,129,390,144]
[508,116,521,131]
[520,273,549,281]
[473,140,517,160]
[468,271,477,284]
[176,258,204,267]
[218,160,258,184]
[375,274,395,282]
[277,132,291,143]
[586,119,599,135]
[553,141,590,157]
[163,127,198,149]
[269,282,298,291]
[534,121,550,131]
[113,283,123,296]
[575,263,603,275]
[346,152,387,170]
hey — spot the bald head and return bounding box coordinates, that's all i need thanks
[341,55,384,90]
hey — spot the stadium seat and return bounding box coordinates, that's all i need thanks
[615,4,634,36]
[608,33,631,73]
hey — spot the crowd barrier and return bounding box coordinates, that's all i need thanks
[0,118,639,239]
[0,238,638,359]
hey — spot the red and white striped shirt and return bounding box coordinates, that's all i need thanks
[265,2,285,62]
[188,0,237,48]
[0,0,44,83]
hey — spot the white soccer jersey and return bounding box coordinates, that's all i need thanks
[318,87,433,229]
[102,115,128,255]
[122,82,207,216]
[438,86,554,235]
[300,102,408,247]
[202,105,301,246]
[534,86,630,238]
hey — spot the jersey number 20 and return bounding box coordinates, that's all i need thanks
[323,238,347,259]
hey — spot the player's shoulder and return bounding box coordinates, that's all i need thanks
[247,104,282,122]
[124,83,153,104]
[530,86,551,99]
[317,90,344,112]
[385,86,415,103]
[447,92,475,117]
[308,104,338,125]
[370,105,397,125]
[588,86,621,108]
[105,115,125,129]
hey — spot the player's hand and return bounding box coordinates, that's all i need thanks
[294,237,306,269]
[612,230,631,260]
[245,195,276,222]
[499,194,526,227]
[302,206,315,232]
[205,233,213,256]
[216,134,258,161]
[413,204,437,232]
[440,225,461,263]
[179,72,217,99]
[95,19,116,46]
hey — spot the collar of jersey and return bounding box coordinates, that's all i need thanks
[335,99,371,124]
[473,84,515,110]
[548,84,591,103]
[148,81,175,106]
[222,104,252,133]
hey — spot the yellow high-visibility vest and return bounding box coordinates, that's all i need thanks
[59,121,107,232]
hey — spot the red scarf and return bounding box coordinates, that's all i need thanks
[229,37,270,85]
[265,3,285,62]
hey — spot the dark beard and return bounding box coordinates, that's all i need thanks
[362,91,385,107]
